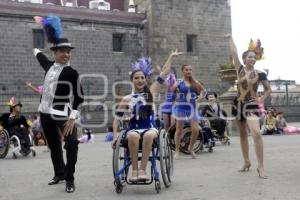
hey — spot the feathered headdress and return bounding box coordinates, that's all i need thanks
[34,15,62,44]
[7,96,22,107]
[248,38,264,60]
[131,57,153,77]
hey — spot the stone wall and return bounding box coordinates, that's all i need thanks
[0,1,147,118]
[0,0,235,131]
[146,0,232,93]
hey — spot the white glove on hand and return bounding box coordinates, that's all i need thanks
[33,48,41,56]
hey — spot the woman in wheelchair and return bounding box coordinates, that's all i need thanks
[112,50,181,182]
[0,97,31,154]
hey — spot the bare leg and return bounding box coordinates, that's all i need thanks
[236,120,251,170]
[139,130,158,179]
[170,115,176,127]
[127,131,140,180]
[188,120,199,159]
[174,120,184,159]
[246,114,267,178]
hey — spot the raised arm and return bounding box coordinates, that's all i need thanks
[225,34,242,71]
[33,48,53,72]
[150,49,183,95]
[26,82,41,94]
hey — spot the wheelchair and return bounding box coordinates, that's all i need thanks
[168,120,214,154]
[206,118,230,146]
[112,128,173,194]
[0,128,36,159]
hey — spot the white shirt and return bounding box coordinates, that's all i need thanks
[38,62,70,116]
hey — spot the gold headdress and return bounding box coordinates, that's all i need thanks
[248,39,264,60]
[7,96,22,107]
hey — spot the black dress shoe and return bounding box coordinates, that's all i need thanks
[48,176,64,185]
[65,181,75,193]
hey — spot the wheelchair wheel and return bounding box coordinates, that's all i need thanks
[180,125,203,155]
[159,129,172,188]
[114,178,123,194]
[20,148,31,157]
[167,125,176,151]
[165,131,174,183]
[0,129,10,158]
[13,152,17,159]
[32,150,36,157]
[112,134,127,190]
[155,180,161,193]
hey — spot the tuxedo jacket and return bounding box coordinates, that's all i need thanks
[36,52,84,118]
[202,103,227,119]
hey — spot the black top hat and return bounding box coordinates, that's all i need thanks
[50,38,75,51]
[205,92,217,100]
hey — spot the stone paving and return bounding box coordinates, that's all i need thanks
[1,125,300,200]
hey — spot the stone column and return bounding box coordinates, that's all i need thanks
[219,89,239,136]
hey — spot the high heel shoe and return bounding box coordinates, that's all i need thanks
[238,163,251,172]
[257,168,268,179]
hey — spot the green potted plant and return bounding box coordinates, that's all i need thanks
[219,57,237,83]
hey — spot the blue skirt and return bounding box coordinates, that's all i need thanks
[173,104,201,121]
[160,102,173,115]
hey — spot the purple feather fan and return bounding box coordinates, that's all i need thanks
[131,57,152,77]
[34,15,62,44]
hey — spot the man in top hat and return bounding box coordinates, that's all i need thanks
[33,38,84,193]
[0,97,31,153]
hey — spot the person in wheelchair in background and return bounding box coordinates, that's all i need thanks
[202,92,229,143]
[0,97,31,154]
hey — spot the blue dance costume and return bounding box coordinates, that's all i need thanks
[117,93,158,136]
[161,91,176,115]
[174,80,200,121]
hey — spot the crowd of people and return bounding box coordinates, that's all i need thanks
[261,109,300,135]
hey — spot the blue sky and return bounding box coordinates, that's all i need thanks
[231,0,300,83]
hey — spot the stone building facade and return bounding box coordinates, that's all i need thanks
[0,0,232,129]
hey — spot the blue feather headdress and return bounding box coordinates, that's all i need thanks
[34,15,62,44]
[131,57,152,77]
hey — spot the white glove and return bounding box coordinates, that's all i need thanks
[69,110,79,120]
[33,48,41,56]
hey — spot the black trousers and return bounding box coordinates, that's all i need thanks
[40,113,79,182]
[210,118,226,137]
